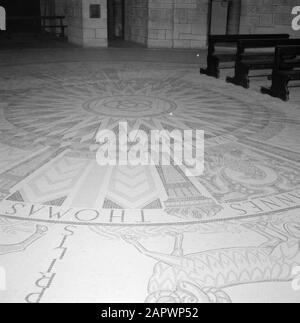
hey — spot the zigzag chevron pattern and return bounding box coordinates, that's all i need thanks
[32,158,87,195]
[9,156,90,204]
[106,166,163,209]
[111,166,150,201]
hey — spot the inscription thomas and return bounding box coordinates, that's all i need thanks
[1,189,300,225]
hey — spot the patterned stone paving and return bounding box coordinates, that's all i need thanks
[0,56,300,303]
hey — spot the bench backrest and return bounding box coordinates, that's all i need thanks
[40,16,66,29]
[41,16,66,20]
[208,34,290,55]
[235,38,300,61]
[6,16,67,34]
[274,45,300,71]
[238,38,300,50]
[7,16,66,26]
[7,16,66,21]
[209,34,289,44]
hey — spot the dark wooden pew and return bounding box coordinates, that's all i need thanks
[226,38,300,88]
[261,45,300,101]
[200,34,289,78]
[41,16,67,38]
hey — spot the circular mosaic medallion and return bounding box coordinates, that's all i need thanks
[83,95,177,117]
[0,61,299,230]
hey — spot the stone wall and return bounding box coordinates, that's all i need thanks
[125,0,148,45]
[147,0,299,48]
[240,0,299,37]
[147,0,173,48]
[65,0,299,48]
[66,0,107,47]
[81,0,107,47]
[148,0,208,49]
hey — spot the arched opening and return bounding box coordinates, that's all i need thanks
[107,0,147,48]
[107,0,125,46]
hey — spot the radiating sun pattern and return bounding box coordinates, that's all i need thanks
[0,61,299,229]
[1,60,300,304]
[4,65,278,150]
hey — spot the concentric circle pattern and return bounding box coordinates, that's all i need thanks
[83,95,177,117]
[2,63,286,154]
[0,58,300,303]
[0,61,299,227]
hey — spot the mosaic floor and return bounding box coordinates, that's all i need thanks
[0,54,300,303]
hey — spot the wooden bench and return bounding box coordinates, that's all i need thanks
[41,16,67,38]
[226,38,300,88]
[200,34,289,78]
[261,45,300,101]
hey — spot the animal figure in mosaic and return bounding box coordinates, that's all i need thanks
[202,144,300,202]
[207,148,267,181]
[222,149,266,180]
[124,221,300,303]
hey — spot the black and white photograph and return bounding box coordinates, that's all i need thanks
[0,0,300,305]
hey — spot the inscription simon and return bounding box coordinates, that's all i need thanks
[229,190,300,216]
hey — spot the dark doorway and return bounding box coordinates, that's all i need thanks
[0,0,41,33]
[207,0,241,37]
[107,0,125,44]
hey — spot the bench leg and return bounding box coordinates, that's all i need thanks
[261,74,290,102]
[200,56,220,78]
[226,63,250,89]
